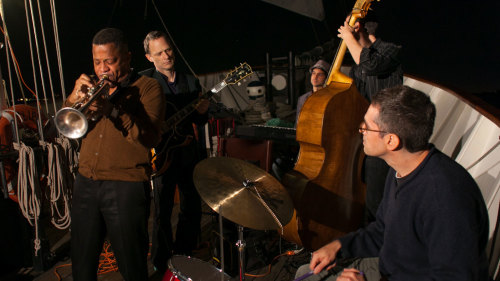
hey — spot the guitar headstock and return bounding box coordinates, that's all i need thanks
[351,0,378,21]
[224,63,253,85]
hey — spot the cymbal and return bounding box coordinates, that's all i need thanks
[193,157,293,230]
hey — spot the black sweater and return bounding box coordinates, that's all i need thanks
[339,146,489,280]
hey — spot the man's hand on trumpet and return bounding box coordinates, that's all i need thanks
[68,74,95,106]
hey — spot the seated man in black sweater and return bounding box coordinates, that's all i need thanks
[295,85,489,281]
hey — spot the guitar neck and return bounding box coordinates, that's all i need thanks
[162,80,228,131]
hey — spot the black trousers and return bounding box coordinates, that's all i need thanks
[151,153,202,273]
[364,156,390,224]
[70,174,150,281]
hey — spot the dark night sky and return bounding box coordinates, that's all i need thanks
[1,0,499,103]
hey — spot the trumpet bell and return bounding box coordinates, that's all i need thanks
[54,107,88,139]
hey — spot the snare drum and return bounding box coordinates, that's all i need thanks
[163,255,231,281]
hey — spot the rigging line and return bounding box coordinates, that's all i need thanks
[27,0,47,141]
[0,78,8,108]
[224,85,242,111]
[151,0,208,92]
[0,26,40,100]
[49,0,65,100]
[28,0,49,117]
[0,53,5,110]
[230,82,250,104]
[36,0,57,115]
[0,2,21,143]
[24,0,41,105]
[107,0,120,28]
[0,27,28,104]
[310,18,321,47]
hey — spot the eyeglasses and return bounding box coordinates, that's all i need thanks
[358,122,387,134]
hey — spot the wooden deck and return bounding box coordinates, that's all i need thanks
[2,200,304,281]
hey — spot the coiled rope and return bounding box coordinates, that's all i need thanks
[55,136,79,177]
[40,138,72,230]
[13,141,41,255]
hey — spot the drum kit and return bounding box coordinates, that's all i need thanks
[164,157,295,281]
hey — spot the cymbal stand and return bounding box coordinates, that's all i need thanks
[236,225,246,281]
[219,206,225,281]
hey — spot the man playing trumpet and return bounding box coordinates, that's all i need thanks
[64,28,165,281]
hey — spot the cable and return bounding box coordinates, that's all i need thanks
[0,22,38,99]
[244,250,296,278]
[98,241,119,275]
[52,241,125,280]
[150,0,208,92]
[53,263,71,281]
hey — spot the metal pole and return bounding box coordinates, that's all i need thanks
[0,161,8,199]
[219,206,225,281]
[236,225,246,281]
[288,51,295,107]
[265,53,272,102]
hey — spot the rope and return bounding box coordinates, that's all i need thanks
[40,139,71,230]
[13,141,41,256]
[36,0,57,115]
[49,0,66,100]
[26,0,48,140]
[54,136,79,178]
[0,4,21,142]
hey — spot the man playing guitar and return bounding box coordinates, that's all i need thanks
[140,30,209,275]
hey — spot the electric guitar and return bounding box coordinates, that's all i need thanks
[151,63,253,177]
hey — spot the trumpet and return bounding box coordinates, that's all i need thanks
[55,75,110,139]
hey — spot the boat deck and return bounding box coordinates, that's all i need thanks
[2,201,307,281]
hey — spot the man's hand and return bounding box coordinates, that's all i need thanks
[67,74,95,105]
[337,268,365,281]
[337,20,357,40]
[309,240,342,274]
[337,20,363,65]
[196,98,209,114]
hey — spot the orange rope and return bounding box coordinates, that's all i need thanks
[53,263,71,281]
[0,25,38,99]
[52,241,121,280]
[97,241,119,275]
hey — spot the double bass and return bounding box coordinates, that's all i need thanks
[282,0,374,250]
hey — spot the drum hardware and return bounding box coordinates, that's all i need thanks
[165,255,231,281]
[193,157,294,281]
[54,75,110,139]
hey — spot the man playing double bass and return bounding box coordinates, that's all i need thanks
[338,13,403,224]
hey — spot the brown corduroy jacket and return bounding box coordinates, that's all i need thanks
[65,74,165,181]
